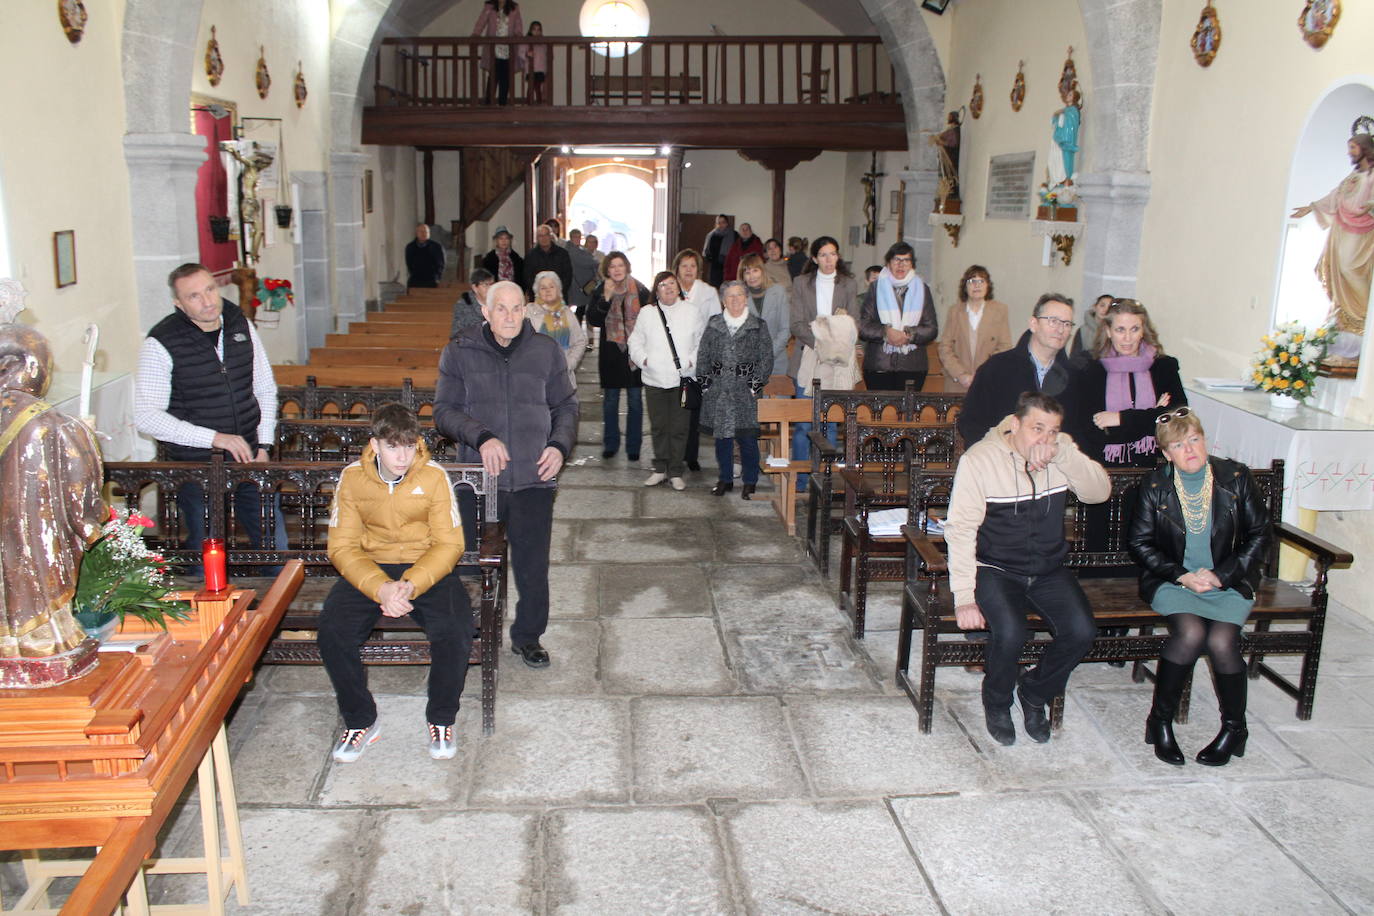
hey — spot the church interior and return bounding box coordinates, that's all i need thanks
[2,0,1374,912]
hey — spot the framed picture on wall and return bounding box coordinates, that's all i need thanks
[889,190,901,215]
[53,231,77,288]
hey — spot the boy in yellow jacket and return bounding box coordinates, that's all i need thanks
[320,403,468,762]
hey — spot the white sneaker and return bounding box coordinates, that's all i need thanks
[644,472,667,486]
[427,722,457,760]
[669,476,686,491]
[331,722,381,763]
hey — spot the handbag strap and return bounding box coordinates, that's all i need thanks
[656,305,684,373]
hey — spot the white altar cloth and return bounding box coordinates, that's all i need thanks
[1186,386,1374,520]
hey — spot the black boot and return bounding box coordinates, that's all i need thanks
[1196,671,1248,766]
[1144,659,1190,766]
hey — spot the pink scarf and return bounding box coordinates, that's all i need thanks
[1100,344,1157,463]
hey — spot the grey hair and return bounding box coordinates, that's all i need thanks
[532,270,564,299]
[486,280,525,307]
[719,280,748,301]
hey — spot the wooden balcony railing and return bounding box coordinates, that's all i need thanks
[374,35,897,109]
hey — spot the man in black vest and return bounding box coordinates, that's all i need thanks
[134,263,280,560]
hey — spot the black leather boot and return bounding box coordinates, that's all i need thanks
[1144,659,1190,766]
[1196,671,1248,766]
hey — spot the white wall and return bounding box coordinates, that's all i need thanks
[924,0,1089,333]
[0,0,142,378]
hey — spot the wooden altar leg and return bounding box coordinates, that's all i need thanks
[1279,507,1318,580]
[210,727,249,905]
[120,866,151,916]
[16,851,50,911]
[195,738,225,916]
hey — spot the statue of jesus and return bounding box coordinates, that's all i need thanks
[1290,126,1374,347]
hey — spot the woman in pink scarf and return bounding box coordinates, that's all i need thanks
[1073,299,1185,469]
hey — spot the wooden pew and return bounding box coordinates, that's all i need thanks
[103,457,509,734]
[803,387,964,578]
[277,379,436,419]
[307,347,442,368]
[755,397,815,533]
[325,332,441,348]
[276,418,455,461]
[897,461,1354,733]
[273,365,439,389]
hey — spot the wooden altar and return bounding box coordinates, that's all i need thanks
[0,562,304,915]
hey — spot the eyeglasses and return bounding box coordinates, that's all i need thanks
[1035,316,1074,331]
[1155,407,1194,426]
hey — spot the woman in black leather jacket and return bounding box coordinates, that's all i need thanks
[1127,407,1269,767]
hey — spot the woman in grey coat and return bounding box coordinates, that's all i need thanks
[696,281,775,499]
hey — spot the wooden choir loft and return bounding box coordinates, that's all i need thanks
[362,33,910,274]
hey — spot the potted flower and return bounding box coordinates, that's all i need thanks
[1248,320,1332,409]
[73,507,192,640]
[253,277,295,312]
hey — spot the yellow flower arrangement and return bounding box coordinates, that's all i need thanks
[1248,320,1331,403]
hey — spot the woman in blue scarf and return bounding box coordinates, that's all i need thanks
[856,242,938,391]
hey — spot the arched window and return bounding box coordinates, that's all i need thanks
[580,0,650,58]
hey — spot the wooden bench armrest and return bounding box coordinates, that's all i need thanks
[903,525,947,574]
[808,431,840,462]
[1276,522,1353,567]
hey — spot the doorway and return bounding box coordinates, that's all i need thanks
[558,156,666,277]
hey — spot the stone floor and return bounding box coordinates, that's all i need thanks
[7,365,1374,914]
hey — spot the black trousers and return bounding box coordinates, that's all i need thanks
[461,486,555,648]
[976,565,1095,708]
[862,369,927,392]
[318,565,473,729]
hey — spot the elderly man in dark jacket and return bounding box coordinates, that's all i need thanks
[522,224,573,299]
[434,280,579,668]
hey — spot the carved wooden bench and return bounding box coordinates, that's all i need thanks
[277,377,436,419]
[275,418,457,462]
[802,386,963,577]
[896,461,1353,734]
[103,456,508,734]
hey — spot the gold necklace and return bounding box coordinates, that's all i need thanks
[1173,462,1213,534]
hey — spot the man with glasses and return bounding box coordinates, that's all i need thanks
[957,292,1080,448]
[434,281,580,669]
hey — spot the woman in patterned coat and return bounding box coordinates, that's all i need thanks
[696,281,775,499]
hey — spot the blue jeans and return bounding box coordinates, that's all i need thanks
[176,482,286,573]
[602,386,643,457]
[975,565,1095,708]
[791,379,838,491]
[714,436,760,485]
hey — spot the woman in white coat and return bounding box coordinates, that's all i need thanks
[628,271,704,490]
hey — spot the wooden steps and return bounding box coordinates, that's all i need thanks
[273,365,439,387]
[307,347,442,368]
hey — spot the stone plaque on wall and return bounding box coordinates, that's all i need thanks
[985,152,1036,220]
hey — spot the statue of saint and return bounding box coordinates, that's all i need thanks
[1290,126,1374,345]
[1049,85,1083,189]
[929,109,963,208]
[0,319,106,661]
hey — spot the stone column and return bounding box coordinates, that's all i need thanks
[123,133,208,331]
[1074,170,1152,305]
[329,150,369,332]
[897,168,939,277]
[294,171,329,357]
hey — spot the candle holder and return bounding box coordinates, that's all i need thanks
[202,537,229,593]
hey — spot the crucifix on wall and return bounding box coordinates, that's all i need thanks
[861,152,885,245]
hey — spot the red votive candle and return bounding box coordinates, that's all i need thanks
[202,537,228,592]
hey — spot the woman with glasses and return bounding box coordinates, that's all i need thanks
[938,264,1012,391]
[627,272,704,490]
[857,241,938,391]
[586,251,651,461]
[1072,298,1185,469]
[1128,408,1269,767]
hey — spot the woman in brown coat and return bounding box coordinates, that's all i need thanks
[937,264,1012,391]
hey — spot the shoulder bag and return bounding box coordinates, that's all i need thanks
[656,306,702,410]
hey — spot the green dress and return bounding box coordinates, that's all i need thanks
[1150,465,1254,625]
